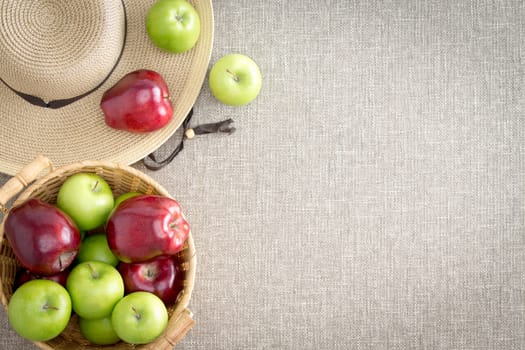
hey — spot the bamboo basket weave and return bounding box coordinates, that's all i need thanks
[0,155,196,350]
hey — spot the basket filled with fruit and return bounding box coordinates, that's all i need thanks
[0,155,196,349]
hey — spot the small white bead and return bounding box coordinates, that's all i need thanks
[185,128,195,139]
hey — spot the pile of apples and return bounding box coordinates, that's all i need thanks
[99,0,262,135]
[3,172,190,345]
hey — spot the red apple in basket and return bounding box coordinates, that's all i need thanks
[14,268,70,290]
[100,69,173,133]
[4,198,81,276]
[118,255,185,305]
[106,195,190,263]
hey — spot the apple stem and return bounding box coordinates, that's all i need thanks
[226,69,240,83]
[132,306,142,321]
[43,303,59,311]
[146,269,156,279]
[87,263,99,279]
[91,180,99,192]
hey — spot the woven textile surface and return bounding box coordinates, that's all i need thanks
[1,1,524,349]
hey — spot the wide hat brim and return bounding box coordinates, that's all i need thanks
[0,0,213,176]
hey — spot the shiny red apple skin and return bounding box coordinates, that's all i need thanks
[4,198,81,276]
[118,255,184,305]
[106,195,190,263]
[100,69,173,133]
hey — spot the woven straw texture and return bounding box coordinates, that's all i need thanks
[0,1,124,100]
[0,0,213,176]
[0,157,196,350]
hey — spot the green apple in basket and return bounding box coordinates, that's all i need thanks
[56,173,114,231]
[66,261,124,319]
[76,233,120,267]
[111,291,169,344]
[79,315,121,345]
[114,191,142,208]
[8,279,72,341]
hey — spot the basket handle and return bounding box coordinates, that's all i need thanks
[154,308,195,350]
[0,155,53,212]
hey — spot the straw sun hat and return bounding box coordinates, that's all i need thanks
[0,0,213,176]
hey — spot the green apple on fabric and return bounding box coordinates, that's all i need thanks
[57,173,114,231]
[209,53,262,106]
[79,315,121,345]
[8,280,72,341]
[66,261,124,319]
[76,234,119,267]
[111,291,168,344]
[146,0,201,53]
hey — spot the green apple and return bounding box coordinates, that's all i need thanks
[107,191,143,223]
[209,53,262,106]
[57,173,114,231]
[79,315,121,345]
[8,279,72,341]
[114,191,142,208]
[111,292,168,344]
[76,234,119,267]
[146,0,201,53]
[66,261,124,319]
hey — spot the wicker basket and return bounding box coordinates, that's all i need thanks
[0,155,196,350]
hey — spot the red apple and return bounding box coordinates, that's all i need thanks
[14,268,70,290]
[118,255,184,305]
[4,199,81,276]
[106,195,190,263]
[13,269,35,288]
[42,269,70,286]
[100,69,173,133]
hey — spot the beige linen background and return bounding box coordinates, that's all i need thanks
[1,1,524,349]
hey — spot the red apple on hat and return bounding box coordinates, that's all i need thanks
[100,69,174,133]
